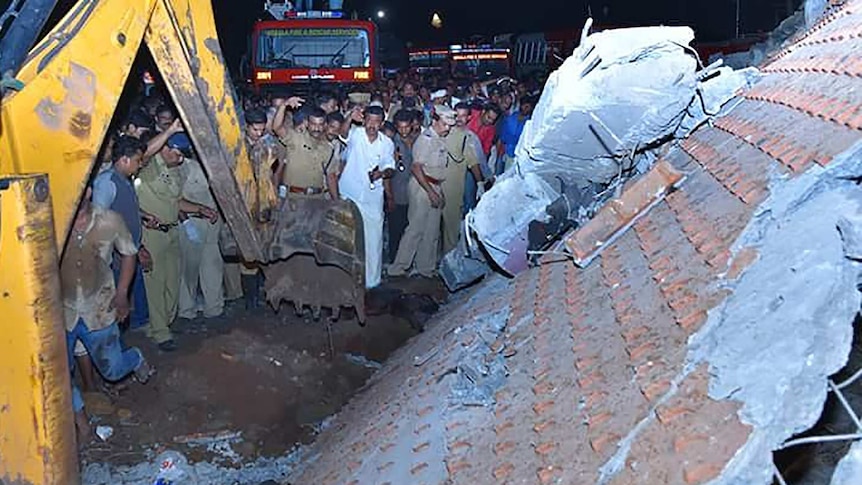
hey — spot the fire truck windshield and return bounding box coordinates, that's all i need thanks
[257,27,371,69]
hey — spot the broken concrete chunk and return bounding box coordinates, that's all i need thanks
[468,172,558,275]
[676,66,761,137]
[516,26,698,188]
[457,23,756,278]
[831,440,862,485]
[838,216,862,262]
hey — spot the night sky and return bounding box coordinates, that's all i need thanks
[212,0,801,71]
[15,0,802,75]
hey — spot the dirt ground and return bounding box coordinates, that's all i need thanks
[79,276,447,470]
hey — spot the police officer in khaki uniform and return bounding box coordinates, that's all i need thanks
[178,158,223,319]
[137,133,216,351]
[274,106,338,200]
[441,103,487,254]
[389,105,458,278]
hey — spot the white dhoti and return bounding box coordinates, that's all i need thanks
[339,127,397,290]
[357,206,384,288]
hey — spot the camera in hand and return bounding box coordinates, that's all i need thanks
[368,165,379,189]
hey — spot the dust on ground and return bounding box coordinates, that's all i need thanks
[79,276,447,470]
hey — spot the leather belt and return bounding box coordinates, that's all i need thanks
[153,222,178,233]
[425,175,443,185]
[288,186,325,195]
[142,217,178,233]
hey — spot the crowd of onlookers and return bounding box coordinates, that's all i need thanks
[64,67,544,444]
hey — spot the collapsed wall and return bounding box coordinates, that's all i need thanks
[287,1,862,484]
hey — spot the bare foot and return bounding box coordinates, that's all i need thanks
[134,359,156,384]
[74,411,94,448]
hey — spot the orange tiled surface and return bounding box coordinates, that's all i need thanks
[288,2,862,483]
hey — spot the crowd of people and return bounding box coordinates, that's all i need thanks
[62,68,541,442]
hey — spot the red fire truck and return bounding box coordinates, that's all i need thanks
[249,1,377,92]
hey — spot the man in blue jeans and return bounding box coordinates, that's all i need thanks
[62,188,153,443]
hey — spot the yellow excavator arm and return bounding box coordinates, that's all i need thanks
[0,1,268,483]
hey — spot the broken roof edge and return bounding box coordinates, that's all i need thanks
[687,139,862,484]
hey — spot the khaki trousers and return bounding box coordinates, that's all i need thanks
[390,179,442,277]
[440,172,466,255]
[179,218,225,318]
[223,263,243,301]
[142,227,180,344]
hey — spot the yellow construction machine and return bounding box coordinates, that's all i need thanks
[0,1,365,483]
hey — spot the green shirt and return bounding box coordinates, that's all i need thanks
[137,153,184,224]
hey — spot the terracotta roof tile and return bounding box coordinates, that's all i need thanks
[288,5,862,484]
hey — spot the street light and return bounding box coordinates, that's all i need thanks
[431,12,443,29]
[377,9,386,19]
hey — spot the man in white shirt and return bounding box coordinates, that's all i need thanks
[339,105,396,288]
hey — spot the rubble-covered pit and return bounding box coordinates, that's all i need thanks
[80,278,445,484]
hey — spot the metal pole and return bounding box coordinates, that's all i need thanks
[0,0,59,77]
[735,0,741,39]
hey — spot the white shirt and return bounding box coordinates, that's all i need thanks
[339,126,396,215]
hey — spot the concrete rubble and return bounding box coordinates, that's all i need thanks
[83,448,299,485]
[442,22,759,284]
[832,440,862,484]
[445,307,511,407]
[687,143,862,484]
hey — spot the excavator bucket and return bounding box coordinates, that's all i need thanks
[264,196,366,322]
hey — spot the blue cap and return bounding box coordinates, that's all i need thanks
[166,133,193,156]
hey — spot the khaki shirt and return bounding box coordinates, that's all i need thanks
[279,129,335,189]
[180,159,216,209]
[330,137,346,173]
[445,127,480,169]
[137,153,184,224]
[413,127,449,182]
[61,208,138,331]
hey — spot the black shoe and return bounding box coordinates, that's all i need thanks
[157,339,178,352]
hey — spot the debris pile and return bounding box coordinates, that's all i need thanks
[443,21,759,288]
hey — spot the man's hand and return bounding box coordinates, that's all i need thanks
[113,293,131,321]
[370,168,384,182]
[199,205,218,224]
[168,118,184,134]
[483,177,495,191]
[138,247,153,272]
[385,194,396,213]
[272,97,286,107]
[286,96,305,109]
[350,107,364,123]
[427,189,444,209]
[141,213,161,230]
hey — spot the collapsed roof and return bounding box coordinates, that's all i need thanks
[288,1,862,483]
